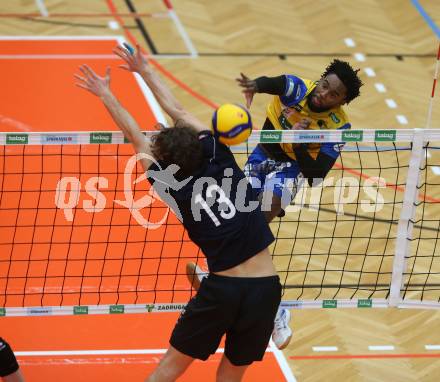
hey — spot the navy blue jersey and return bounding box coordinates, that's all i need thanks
[147,131,274,272]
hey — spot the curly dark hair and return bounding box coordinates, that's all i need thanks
[150,122,205,178]
[322,59,364,104]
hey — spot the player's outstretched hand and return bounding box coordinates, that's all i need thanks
[74,65,111,97]
[236,72,257,108]
[114,43,148,73]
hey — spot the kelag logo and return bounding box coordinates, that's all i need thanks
[342,130,363,142]
[73,306,89,315]
[109,305,124,314]
[322,300,337,308]
[375,130,396,141]
[90,132,112,144]
[357,299,373,308]
[260,130,282,143]
[6,133,28,144]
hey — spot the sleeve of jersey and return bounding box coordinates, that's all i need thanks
[319,123,351,159]
[279,75,308,107]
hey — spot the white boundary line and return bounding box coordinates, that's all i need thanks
[426,345,440,350]
[312,346,338,352]
[162,0,198,57]
[0,54,196,60]
[168,10,198,57]
[115,36,168,126]
[269,340,297,382]
[35,0,49,17]
[344,37,409,125]
[0,36,121,40]
[16,349,167,356]
[0,54,117,59]
[0,35,168,127]
[368,345,395,351]
[16,347,275,357]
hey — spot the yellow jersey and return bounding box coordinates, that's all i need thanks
[265,75,350,160]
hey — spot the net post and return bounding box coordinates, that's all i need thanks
[389,129,425,307]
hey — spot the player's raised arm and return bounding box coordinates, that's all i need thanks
[236,73,287,107]
[74,64,153,172]
[114,44,207,132]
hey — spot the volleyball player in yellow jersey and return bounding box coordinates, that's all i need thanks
[240,59,363,347]
[238,59,363,221]
[187,60,363,350]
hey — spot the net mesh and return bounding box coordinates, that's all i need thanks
[0,143,202,309]
[235,142,410,302]
[1,131,439,313]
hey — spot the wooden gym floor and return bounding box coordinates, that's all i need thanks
[1,1,440,381]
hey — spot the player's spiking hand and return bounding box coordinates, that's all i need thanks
[236,72,257,108]
[114,43,149,74]
[74,65,111,98]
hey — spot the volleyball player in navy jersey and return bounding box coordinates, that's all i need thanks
[0,338,25,382]
[75,45,281,382]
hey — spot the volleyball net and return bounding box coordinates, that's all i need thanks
[1,129,439,316]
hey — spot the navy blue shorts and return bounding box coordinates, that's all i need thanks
[244,144,302,208]
[170,273,281,366]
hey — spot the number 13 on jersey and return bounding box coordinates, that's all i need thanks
[194,184,236,226]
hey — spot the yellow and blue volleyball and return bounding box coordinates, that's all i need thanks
[211,104,252,145]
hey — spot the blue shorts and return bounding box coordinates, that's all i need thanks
[244,145,302,209]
